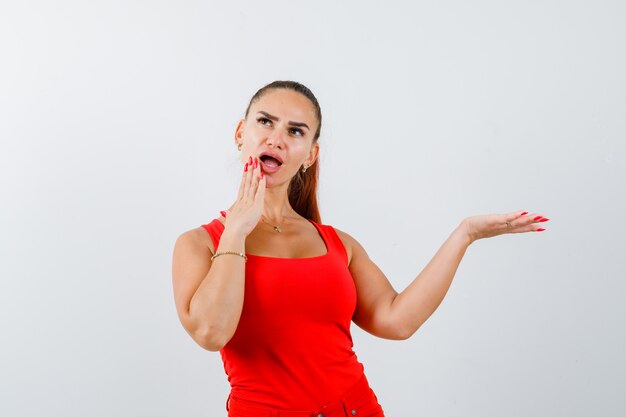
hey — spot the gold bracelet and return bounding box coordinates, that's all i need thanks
[210,251,248,262]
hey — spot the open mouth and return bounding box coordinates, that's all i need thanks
[259,155,283,168]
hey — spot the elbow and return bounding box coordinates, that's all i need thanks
[197,338,225,352]
[394,323,420,340]
[194,326,233,352]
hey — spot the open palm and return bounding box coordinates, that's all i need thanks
[463,210,549,244]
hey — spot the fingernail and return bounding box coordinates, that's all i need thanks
[533,216,542,221]
[254,158,258,169]
[260,171,264,179]
[248,156,252,165]
[220,211,226,217]
[539,217,549,222]
[521,211,528,216]
[244,163,248,172]
[536,228,546,232]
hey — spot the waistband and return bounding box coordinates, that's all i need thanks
[225,373,383,417]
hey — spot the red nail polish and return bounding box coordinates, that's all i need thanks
[260,171,264,179]
[220,211,226,217]
[539,217,549,222]
[248,156,252,165]
[244,163,248,172]
[536,228,545,232]
[254,159,258,169]
[533,216,542,221]
[521,211,528,216]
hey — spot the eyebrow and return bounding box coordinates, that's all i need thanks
[257,111,310,130]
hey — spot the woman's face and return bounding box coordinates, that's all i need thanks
[235,88,319,185]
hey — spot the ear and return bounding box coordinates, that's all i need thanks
[305,142,320,167]
[234,119,245,146]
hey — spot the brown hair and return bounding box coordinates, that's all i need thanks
[244,81,322,223]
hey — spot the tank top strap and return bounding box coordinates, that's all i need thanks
[200,216,225,252]
[311,220,349,266]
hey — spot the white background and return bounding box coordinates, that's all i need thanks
[1,1,624,416]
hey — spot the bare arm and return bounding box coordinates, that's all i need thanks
[342,222,469,340]
[387,222,470,339]
[391,211,549,338]
[343,211,547,340]
[172,156,267,351]
[172,227,248,351]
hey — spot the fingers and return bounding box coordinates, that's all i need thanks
[237,155,253,201]
[243,157,263,201]
[245,158,258,199]
[504,210,549,232]
[236,154,265,223]
[254,167,266,205]
[242,158,254,200]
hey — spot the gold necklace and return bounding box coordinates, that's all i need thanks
[261,214,292,233]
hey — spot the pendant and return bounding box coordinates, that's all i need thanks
[273,226,281,233]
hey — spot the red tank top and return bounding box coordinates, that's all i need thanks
[201,215,365,409]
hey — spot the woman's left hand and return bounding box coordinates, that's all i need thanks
[462,210,549,244]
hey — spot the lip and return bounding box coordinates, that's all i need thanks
[259,158,282,174]
[258,151,284,164]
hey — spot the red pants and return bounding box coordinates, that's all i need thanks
[226,373,385,417]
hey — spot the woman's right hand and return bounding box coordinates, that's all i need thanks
[221,156,266,237]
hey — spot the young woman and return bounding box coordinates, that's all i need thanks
[171,80,549,417]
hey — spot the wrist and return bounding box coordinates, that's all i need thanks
[457,219,474,246]
[221,225,248,241]
[217,228,247,254]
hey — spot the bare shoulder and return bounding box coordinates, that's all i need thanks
[176,225,216,255]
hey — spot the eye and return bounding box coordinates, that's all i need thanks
[290,128,304,136]
[257,117,272,126]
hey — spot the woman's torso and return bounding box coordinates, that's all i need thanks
[200,214,366,409]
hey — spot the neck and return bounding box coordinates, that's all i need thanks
[262,181,297,223]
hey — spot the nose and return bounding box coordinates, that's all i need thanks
[265,127,285,148]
